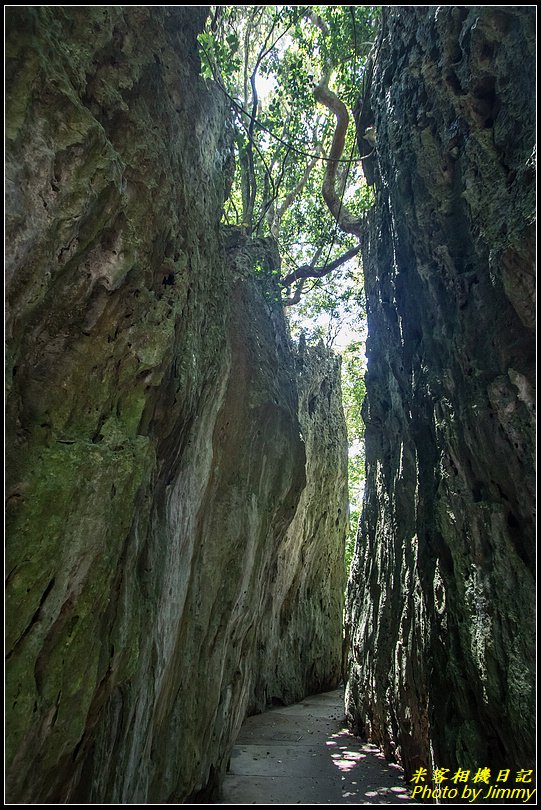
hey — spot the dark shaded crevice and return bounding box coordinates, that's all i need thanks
[6,577,56,661]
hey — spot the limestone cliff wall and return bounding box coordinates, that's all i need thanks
[250,342,348,713]
[5,8,347,803]
[346,6,535,781]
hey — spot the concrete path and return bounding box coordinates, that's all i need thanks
[220,689,414,804]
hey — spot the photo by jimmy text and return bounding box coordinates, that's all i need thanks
[410,767,536,803]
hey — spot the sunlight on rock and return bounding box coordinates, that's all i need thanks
[323,725,415,801]
[330,748,366,772]
[365,786,412,801]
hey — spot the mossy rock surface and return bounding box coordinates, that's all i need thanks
[6,8,348,803]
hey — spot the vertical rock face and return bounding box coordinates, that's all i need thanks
[250,342,348,713]
[347,6,535,780]
[5,8,347,803]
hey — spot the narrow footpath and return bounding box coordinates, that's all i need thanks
[221,689,414,804]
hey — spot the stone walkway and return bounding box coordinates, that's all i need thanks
[220,689,414,804]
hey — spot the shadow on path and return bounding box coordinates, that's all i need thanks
[220,689,415,804]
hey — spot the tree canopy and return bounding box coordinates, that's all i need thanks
[198,5,379,306]
[199,7,378,570]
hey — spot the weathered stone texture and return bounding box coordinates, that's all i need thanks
[347,6,535,782]
[5,8,347,803]
[250,341,348,713]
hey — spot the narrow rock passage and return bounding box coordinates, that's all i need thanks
[220,690,414,804]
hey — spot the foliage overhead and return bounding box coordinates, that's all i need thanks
[341,340,367,574]
[199,8,378,576]
[198,5,379,303]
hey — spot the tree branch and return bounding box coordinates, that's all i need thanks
[314,77,362,238]
[309,9,363,239]
[280,243,361,288]
[271,142,323,238]
[256,144,291,235]
[282,278,306,307]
